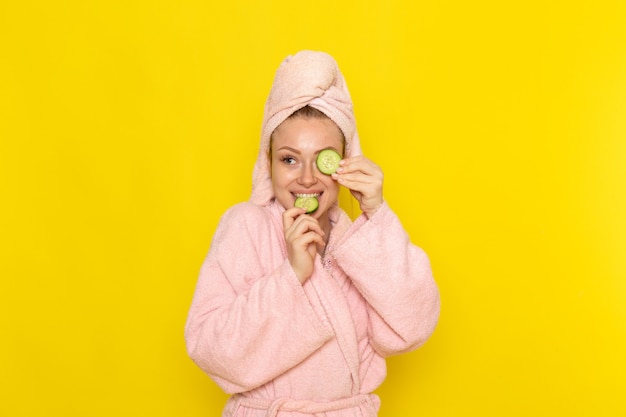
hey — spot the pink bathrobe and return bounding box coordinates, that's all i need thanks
[185,51,440,416]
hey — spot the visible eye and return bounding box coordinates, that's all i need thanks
[281,156,297,165]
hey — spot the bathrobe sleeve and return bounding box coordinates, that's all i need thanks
[332,201,440,356]
[184,203,334,394]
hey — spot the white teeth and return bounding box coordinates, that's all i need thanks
[294,193,320,198]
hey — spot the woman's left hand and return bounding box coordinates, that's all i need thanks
[332,155,384,219]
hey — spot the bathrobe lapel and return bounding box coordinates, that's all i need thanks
[311,254,361,394]
[270,201,362,394]
[315,206,364,395]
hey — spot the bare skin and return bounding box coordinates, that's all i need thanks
[333,156,384,219]
[271,117,384,283]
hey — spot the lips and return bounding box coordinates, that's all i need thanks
[293,193,321,198]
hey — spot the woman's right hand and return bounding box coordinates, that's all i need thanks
[282,207,325,283]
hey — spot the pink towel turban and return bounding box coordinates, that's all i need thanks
[250,50,362,206]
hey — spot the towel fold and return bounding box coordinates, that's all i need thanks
[251,50,362,206]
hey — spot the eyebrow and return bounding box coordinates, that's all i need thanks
[276,146,301,153]
[276,146,341,154]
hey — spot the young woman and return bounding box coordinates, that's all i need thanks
[185,50,440,417]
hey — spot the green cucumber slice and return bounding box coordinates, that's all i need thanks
[316,149,342,175]
[294,196,319,213]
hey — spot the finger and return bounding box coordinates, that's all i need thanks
[289,215,325,238]
[293,231,326,250]
[284,215,324,247]
[337,156,381,175]
[333,173,381,192]
[334,170,379,182]
[283,206,307,230]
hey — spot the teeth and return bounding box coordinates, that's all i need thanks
[294,193,319,198]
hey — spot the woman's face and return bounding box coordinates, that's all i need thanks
[271,116,344,222]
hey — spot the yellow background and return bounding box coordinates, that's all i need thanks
[1,1,625,416]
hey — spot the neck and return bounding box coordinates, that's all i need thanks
[317,213,332,244]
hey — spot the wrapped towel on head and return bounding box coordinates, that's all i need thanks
[250,50,362,206]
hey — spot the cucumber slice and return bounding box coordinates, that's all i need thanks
[316,149,342,175]
[294,196,319,213]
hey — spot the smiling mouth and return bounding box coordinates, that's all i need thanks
[293,193,321,198]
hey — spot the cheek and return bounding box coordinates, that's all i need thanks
[325,177,340,195]
[269,156,280,181]
[270,164,290,188]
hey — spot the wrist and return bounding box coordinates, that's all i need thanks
[363,200,384,219]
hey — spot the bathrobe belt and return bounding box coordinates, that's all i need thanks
[234,393,375,417]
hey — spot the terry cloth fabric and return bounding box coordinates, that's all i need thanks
[184,198,440,416]
[250,50,362,206]
[185,50,441,416]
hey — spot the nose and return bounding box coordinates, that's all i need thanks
[297,161,318,187]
